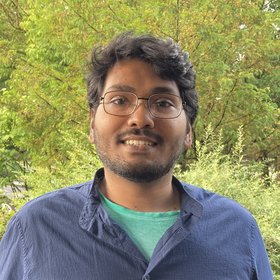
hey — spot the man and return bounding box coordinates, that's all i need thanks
[0,32,273,279]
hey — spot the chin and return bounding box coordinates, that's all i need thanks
[109,162,173,183]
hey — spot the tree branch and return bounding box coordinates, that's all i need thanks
[62,0,100,33]
[214,78,238,130]
[0,1,25,32]
[222,113,253,125]
[18,58,89,114]
[107,4,127,27]
[175,0,180,42]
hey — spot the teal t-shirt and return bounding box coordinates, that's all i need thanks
[99,192,180,260]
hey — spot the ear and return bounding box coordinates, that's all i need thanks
[184,124,192,149]
[89,109,95,144]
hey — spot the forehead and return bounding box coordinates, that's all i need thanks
[102,59,180,96]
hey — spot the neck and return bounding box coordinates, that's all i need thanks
[99,168,180,212]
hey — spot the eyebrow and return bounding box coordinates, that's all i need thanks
[150,86,177,95]
[105,84,136,93]
[105,84,178,96]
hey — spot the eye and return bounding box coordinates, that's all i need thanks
[154,98,175,108]
[106,94,132,106]
[110,96,128,105]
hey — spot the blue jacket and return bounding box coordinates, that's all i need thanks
[0,168,273,279]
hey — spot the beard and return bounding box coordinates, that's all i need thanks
[94,128,186,183]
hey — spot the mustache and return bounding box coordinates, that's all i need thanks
[117,128,163,144]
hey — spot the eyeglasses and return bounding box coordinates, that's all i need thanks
[99,91,184,119]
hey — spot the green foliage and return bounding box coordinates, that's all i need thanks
[0,0,279,174]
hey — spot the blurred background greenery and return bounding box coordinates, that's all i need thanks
[0,0,279,278]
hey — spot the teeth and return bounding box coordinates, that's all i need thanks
[124,140,154,146]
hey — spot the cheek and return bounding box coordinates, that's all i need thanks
[94,112,124,137]
[163,117,187,135]
[168,119,189,147]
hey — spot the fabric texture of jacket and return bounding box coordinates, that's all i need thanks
[0,168,274,280]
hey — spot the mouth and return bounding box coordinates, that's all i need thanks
[117,129,162,148]
[122,139,156,147]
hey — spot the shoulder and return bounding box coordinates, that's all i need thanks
[181,182,254,223]
[179,183,273,278]
[180,182,259,251]
[13,180,93,224]
[22,180,92,207]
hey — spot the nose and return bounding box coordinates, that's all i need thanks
[127,100,155,128]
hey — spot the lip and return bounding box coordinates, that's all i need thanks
[120,136,157,147]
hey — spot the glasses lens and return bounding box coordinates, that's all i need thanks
[148,94,182,119]
[102,91,183,119]
[103,91,136,116]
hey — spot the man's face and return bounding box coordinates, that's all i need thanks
[89,59,192,182]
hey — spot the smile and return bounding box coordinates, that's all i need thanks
[123,140,155,146]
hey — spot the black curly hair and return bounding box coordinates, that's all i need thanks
[87,32,198,125]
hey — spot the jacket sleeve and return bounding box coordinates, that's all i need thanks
[251,218,274,279]
[0,215,26,280]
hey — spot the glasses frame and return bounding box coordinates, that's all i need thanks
[99,91,186,119]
